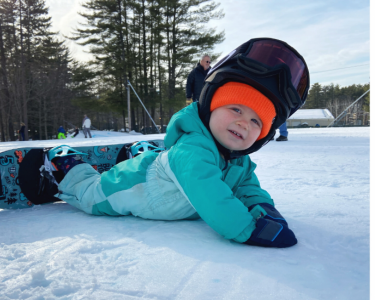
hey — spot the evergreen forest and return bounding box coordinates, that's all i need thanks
[0,0,370,141]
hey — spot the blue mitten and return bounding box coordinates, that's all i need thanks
[245,203,297,248]
[249,203,288,225]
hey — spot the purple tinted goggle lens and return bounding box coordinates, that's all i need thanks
[245,40,309,99]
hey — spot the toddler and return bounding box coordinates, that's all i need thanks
[55,38,310,248]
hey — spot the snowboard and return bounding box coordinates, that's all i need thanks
[0,139,166,209]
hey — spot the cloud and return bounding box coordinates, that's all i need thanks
[46,0,93,62]
[208,0,369,86]
[44,0,370,86]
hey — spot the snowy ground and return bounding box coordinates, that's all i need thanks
[65,130,143,140]
[0,130,145,153]
[0,127,370,300]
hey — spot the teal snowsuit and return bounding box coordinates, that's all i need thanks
[57,102,274,243]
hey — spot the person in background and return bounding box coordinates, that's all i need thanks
[82,115,92,138]
[275,121,288,141]
[19,122,25,141]
[186,55,211,105]
[71,127,79,138]
[58,126,66,139]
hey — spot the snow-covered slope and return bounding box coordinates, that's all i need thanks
[0,127,369,299]
[0,131,157,153]
[66,130,143,139]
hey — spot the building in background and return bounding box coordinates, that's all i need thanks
[287,109,334,127]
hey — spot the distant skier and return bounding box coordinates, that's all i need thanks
[82,115,92,138]
[71,127,79,138]
[50,38,310,248]
[57,126,66,139]
[18,122,25,141]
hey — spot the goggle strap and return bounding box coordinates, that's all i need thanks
[238,56,269,72]
[286,87,299,108]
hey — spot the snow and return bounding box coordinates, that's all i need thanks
[289,109,334,119]
[66,130,143,139]
[0,127,370,299]
[0,130,153,153]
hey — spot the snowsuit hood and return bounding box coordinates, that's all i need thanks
[164,102,214,150]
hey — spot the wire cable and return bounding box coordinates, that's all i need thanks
[311,63,369,74]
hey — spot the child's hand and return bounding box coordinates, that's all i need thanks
[245,203,297,248]
[249,203,288,225]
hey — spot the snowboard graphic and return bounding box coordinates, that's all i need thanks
[0,140,165,209]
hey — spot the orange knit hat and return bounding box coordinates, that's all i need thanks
[210,82,276,140]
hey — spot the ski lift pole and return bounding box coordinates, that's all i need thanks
[64,120,77,128]
[327,89,370,127]
[127,82,131,131]
[90,125,99,130]
[127,80,160,134]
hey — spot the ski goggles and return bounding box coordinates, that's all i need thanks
[208,38,310,108]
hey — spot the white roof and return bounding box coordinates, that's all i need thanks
[289,109,334,120]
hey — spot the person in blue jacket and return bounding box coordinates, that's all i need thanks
[53,38,310,248]
[57,126,66,139]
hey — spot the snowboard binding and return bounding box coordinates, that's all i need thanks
[115,141,166,164]
[38,145,88,198]
[130,141,165,158]
[47,145,88,171]
[18,145,89,206]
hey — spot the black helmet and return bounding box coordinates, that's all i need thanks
[198,37,310,159]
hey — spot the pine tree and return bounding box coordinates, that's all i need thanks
[0,0,19,141]
[69,0,224,130]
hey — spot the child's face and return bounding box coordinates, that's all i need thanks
[209,104,262,151]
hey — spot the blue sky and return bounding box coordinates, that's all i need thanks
[46,0,370,87]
